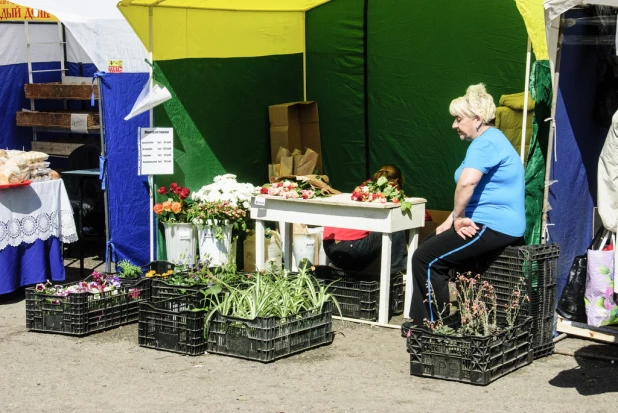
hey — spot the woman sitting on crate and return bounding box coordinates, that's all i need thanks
[408,83,525,325]
[322,164,408,275]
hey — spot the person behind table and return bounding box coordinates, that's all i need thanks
[322,164,408,275]
[407,83,525,324]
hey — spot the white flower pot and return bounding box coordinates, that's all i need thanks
[196,222,235,267]
[162,222,197,265]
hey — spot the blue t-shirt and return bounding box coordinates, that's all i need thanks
[454,128,525,237]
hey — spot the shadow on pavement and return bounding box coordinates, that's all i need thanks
[549,344,618,395]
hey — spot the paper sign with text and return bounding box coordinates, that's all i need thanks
[138,128,174,175]
[108,60,123,73]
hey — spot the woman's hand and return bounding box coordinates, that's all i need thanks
[453,217,479,240]
[435,213,454,235]
[436,222,451,235]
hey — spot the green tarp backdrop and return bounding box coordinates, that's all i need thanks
[152,0,531,258]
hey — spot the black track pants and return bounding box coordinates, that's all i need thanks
[408,225,522,324]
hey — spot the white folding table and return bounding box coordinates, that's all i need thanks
[250,193,426,327]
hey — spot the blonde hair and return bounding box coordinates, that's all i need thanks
[372,164,404,187]
[449,83,496,124]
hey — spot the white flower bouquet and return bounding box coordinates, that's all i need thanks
[189,174,259,239]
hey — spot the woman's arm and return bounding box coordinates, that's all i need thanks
[453,168,482,218]
[453,168,483,239]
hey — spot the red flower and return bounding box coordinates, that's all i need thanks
[179,187,190,199]
[157,186,167,195]
[170,182,178,190]
[260,187,269,194]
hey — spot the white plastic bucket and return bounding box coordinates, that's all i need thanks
[162,222,197,265]
[196,222,234,267]
[292,233,317,269]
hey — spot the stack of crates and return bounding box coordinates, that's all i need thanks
[313,266,404,321]
[478,244,560,359]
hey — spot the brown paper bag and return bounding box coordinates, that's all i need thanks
[295,148,319,175]
[275,147,291,164]
[280,156,293,176]
[291,149,302,175]
[293,223,309,234]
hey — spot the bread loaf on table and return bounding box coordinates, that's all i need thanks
[0,164,22,185]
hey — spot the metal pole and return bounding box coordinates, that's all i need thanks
[541,15,564,244]
[520,37,532,164]
[302,12,307,101]
[98,77,111,272]
[148,6,155,262]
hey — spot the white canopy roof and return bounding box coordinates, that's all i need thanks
[544,0,618,76]
[12,0,148,72]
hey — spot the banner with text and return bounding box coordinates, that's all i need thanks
[0,1,57,21]
[138,127,174,175]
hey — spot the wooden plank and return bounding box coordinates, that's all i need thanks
[16,111,99,129]
[24,82,98,100]
[556,316,618,344]
[31,140,94,158]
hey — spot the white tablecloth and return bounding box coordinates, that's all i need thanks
[0,179,78,251]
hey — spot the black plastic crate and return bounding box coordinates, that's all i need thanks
[138,293,208,356]
[207,302,334,362]
[144,260,175,274]
[313,266,404,321]
[25,278,151,336]
[401,317,533,386]
[478,244,559,359]
[151,278,216,301]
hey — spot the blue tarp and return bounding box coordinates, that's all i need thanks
[547,9,609,299]
[100,73,151,266]
[0,61,63,151]
[0,54,150,268]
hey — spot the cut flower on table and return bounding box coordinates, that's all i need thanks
[260,175,340,199]
[351,176,412,214]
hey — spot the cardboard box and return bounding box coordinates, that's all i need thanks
[268,101,322,173]
[419,210,452,242]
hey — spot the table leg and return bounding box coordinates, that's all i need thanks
[255,220,265,270]
[378,232,393,324]
[280,221,292,272]
[404,228,419,320]
[78,177,84,278]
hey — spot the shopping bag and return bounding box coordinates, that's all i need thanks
[556,254,588,322]
[556,226,605,322]
[584,231,618,327]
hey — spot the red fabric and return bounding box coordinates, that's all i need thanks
[323,227,369,241]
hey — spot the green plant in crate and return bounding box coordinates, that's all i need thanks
[418,273,529,338]
[117,260,143,279]
[200,266,341,333]
[165,259,245,288]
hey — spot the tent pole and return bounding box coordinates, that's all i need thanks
[148,6,155,262]
[520,36,532,164]
[98,77,111,273]
[541,14,564,245]
[302,12,307,101]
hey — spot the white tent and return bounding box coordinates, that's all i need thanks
[13,0,148,73]
[544,0,618,80]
